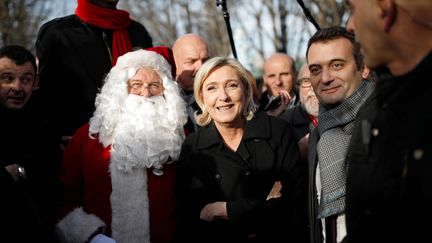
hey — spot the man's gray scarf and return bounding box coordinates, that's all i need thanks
[316,80,374,219]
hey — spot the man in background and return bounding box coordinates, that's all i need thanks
[280,62,319,140]
[172,33,209,133]
[280,62,319,160]
[260,52,299,116]
[34,0,153,149]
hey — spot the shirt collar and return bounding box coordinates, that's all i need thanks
[196,111,271,150]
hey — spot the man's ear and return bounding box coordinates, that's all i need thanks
[262,74,268,84]
[361,65,371,79]
[378,0,397,33]
[33,75,40,91]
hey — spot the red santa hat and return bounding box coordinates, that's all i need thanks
[147,46,176,79]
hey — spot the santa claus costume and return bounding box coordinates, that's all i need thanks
[54,48,187,243]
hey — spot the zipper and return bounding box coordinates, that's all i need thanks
[77,17,112,64]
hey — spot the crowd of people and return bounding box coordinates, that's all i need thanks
[1,0,430,243]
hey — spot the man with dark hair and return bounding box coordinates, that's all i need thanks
[345,1,432,242]
[34,0,153,149]
[306,26,374,243]
[0,45,60,242]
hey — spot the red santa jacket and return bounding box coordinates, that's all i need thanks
[55,123,176,243]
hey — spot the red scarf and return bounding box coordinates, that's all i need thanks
[75,0,132,66]
[308,114,318,127]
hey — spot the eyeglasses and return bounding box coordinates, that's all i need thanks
[297,78,312,88]
[128,80,163,92]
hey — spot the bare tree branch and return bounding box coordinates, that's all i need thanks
[0,0,51,51]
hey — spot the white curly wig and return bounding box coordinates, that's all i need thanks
[89,49,187,148]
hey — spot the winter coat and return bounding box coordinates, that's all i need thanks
[345,52,432,243]
[0,104,61,242]
[55,123,176,243]
[279,105,313,142]
[175,111,309,243]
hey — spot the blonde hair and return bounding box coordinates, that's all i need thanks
[193,57,257,127]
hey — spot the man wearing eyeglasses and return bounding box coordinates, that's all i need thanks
[53,47,188,243]
[278,63,319,161]
[127,69,164,97]
[280,63,319,140]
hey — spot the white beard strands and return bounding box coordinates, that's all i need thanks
[86,49,188,243]
[110,94,185,174]
[302,89,320,117]
[89,60,188,174]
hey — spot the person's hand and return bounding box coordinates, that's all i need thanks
[266,181,282,200]
[5,164,22,182]
[60,136,72,151]
[89,234,116,243]
[266,90,291,117]
[200,202,228,222]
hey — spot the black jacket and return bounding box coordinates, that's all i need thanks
[0,105,61,242]
[345,52,432,243]
[175,112,309,243]
[279,105,313,141]
[34,15,153,138]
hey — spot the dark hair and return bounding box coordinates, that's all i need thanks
[306,26,364,70]
[0,45,37,73]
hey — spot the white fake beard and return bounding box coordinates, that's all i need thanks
[110,94,185,173]
[302,90,320,118]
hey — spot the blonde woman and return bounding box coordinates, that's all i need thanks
[175,57,309,243]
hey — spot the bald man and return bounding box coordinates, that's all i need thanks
[172,33,210,133]
[345,1,432,243]
[259,53,299,117]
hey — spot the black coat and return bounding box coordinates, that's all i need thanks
[345,52,432,243]
[0,105,61,242]
[307,127,323,243]
[279,105,313,141]
[34,15,153,138]
[0,167,45,242]
[175,112,309,243]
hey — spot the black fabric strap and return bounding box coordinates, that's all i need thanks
[325,215,337,243]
